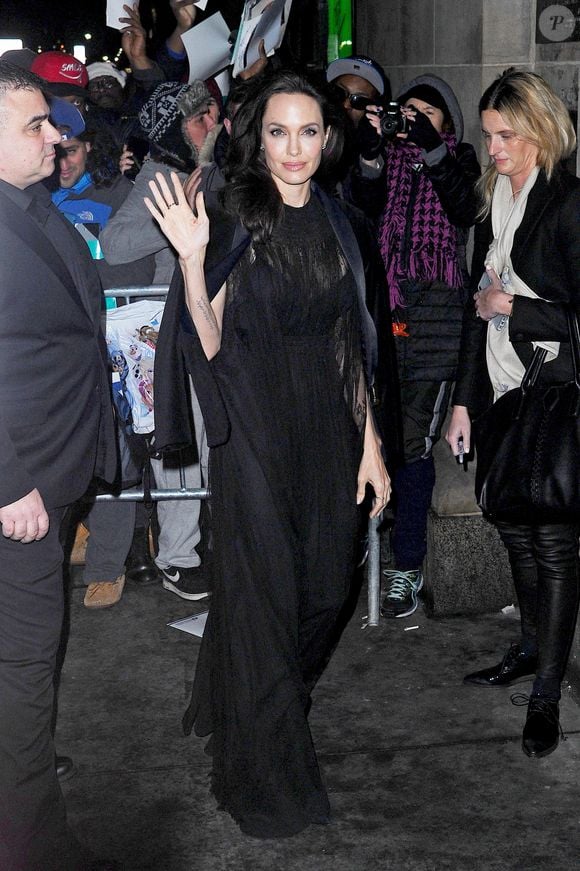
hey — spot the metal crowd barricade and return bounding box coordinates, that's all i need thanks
[367,515,382,626]
[96,286,382,622]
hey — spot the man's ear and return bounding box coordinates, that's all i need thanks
[85,141,92,153]
[224,118,232,136]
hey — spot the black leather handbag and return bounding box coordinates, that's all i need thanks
[473,309,580,522]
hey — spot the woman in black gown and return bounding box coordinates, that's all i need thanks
[146,71,391,838]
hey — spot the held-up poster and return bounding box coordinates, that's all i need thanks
[231,0,293,78]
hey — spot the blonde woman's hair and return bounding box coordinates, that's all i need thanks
[477,68,576,217]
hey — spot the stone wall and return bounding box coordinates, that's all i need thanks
[356,0,579,171]
[424,435,514,617]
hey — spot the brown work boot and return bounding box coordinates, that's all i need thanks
[70,522,89,565]
[83,574,126,609]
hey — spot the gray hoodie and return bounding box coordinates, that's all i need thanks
[397,74,464,143]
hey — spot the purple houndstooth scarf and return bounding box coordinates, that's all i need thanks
[378,134,463,311]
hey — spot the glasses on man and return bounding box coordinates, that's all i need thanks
[331,84,376,110]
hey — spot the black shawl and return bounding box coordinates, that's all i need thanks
[153,184,402,471]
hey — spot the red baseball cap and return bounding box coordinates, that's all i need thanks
[31,51,88,98]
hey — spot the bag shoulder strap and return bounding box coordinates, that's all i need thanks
[521,307,580,392]
[567,308,580,388]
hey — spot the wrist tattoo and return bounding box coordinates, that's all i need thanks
[195,298,217,330]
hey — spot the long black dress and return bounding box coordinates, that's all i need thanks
[182,197,367,837]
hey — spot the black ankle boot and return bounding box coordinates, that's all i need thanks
[519,695,562,758]
[464,642,537,687]
[125,526,158,584]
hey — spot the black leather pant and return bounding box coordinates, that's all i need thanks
[496,520,580,696]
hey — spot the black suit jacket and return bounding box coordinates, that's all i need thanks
[0,183,116,510]
[454,168,580,416]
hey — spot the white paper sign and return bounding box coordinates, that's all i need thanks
[214,69,231,98]
[194,0,209,10]
[168,611,208,638]
[232,0,292,77]
[107,0,139,31]
[181,12,232,82]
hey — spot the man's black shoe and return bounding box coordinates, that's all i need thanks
[125,525,159,584]
[55,754,75,781]
[463,642,537,687]
[520,695,562,758]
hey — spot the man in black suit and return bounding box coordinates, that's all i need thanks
[0,62,117,870]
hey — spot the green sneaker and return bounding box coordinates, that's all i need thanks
[380,569,423,618]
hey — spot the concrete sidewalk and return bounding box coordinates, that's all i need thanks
[58,574,580,870]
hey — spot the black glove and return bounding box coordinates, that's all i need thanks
[356,115,383,161]
[405,108,443,152]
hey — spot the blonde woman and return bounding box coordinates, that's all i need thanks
[447,69,579,758]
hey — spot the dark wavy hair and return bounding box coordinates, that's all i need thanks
[46,122,121,192]
[83,122,122,188]
[222,70,342,242]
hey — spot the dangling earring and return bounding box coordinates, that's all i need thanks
[321,143,327,150]
[259,144,265,151]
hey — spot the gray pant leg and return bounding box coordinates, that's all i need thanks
[83,499,136,583]
[153,380,209,570]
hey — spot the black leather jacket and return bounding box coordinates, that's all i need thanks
[454,168,580,418]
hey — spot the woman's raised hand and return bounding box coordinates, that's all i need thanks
[144,170,209,262]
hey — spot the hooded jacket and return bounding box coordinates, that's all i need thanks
[375,74,481,382]
[395,74,479,227]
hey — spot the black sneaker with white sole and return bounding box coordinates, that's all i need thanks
[161,565,210,601]
[380,569,423,618]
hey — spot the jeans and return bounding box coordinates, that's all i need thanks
[390,378,453,571]
[392,457,436,570]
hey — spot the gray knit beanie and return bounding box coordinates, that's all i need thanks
[177,80,214,121]
[138,80,214,171]
[139,81,213,145]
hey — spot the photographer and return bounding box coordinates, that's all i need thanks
[325,54,390,220]
[374,75,480,619]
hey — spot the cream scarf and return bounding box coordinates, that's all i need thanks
[485,168,559,401]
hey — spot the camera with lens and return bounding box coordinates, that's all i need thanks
[380,101,408,139]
